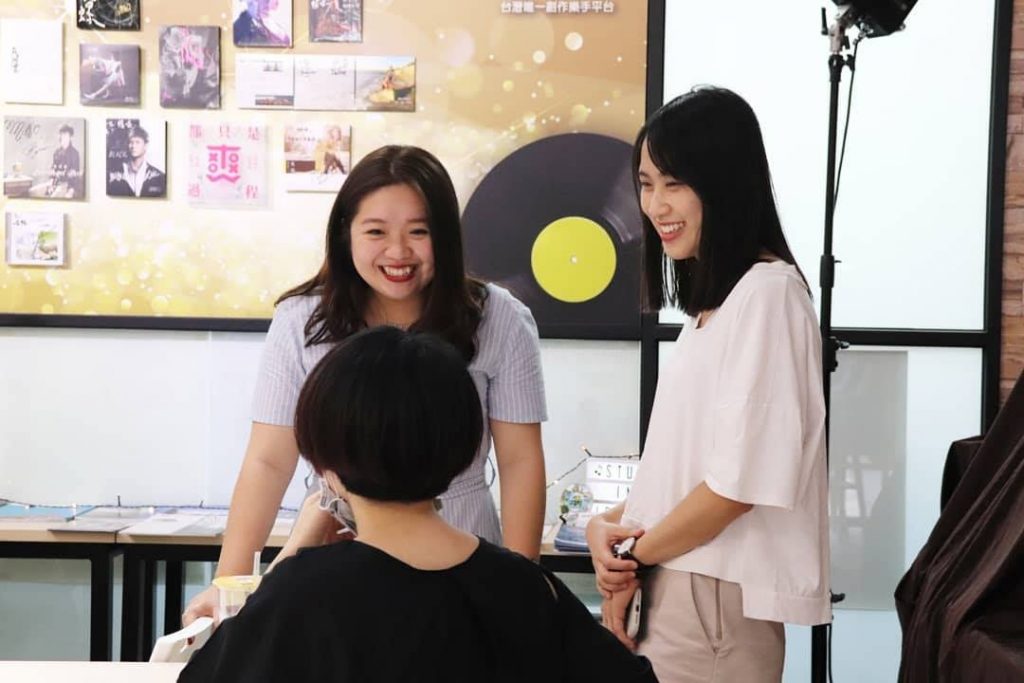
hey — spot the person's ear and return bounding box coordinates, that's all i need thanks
[324,471,349,499]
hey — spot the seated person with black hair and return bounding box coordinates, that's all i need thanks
[179,327,658,683]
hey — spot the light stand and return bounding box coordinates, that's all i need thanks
[815,2,920,682]
[815,15,856,683]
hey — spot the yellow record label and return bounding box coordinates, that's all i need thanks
[531,216,616,303]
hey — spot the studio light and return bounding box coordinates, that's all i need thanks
[836,0,921,38]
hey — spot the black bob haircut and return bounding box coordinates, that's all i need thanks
[635,86,807,316]
[294,326,483,503]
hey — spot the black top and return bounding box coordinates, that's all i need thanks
[179,539,657,683]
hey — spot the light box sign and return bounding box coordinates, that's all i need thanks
[587,455,638,512]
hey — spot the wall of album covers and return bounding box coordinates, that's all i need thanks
[0,0,647,333]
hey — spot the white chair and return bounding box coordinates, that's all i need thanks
[149,617,214,663]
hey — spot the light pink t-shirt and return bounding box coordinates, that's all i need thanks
[623,261,831,625]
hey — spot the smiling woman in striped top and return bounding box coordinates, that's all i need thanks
[182,145,548,627]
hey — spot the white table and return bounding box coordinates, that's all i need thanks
[0,661,185,681]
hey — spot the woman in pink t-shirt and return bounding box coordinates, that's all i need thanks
[586,87,831,682]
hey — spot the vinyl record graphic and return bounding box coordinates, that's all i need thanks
[463,133,642,338]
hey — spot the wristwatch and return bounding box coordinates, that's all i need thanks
[612,536,650,573]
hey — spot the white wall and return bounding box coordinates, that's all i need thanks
[0,330,639,515]
[663,0,993,330]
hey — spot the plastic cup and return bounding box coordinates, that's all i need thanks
[213,575,261,622]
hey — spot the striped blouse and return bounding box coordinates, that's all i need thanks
[251,283,549,544]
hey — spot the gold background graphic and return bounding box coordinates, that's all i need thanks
[0,0,648,320]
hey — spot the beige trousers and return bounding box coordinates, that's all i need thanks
[636,569,785,683]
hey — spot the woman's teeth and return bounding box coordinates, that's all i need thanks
[382,266,413,277]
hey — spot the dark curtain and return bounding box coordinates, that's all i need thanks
[895,370,1024,682]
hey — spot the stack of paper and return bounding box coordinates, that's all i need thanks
[0,503,92,522]
[121,511,228,537]
[49,506,162,534]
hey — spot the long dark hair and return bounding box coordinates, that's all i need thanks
[635,86,807,315]
[279,145,486,361]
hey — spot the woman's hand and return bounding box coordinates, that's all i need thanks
[267,493,351,573]
[601,578,640,651]
[585,515,644,598]
[183,495,349,627]
[181,584,218,627]
[290,492,347,548]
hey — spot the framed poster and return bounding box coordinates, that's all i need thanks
[159,26,221,110]
[186,123,269,208]
[0,19,63,104]
[5,211,66,267]
[105,118,168,199]
[284,124,352,193]
[80,44,141,106]
[232,0,292,47]
[76,0,141,30]
[3,117,87,200]
[310,0,362,43]
[0,0,660,340]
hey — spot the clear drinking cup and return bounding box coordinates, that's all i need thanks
[213,575,261,622]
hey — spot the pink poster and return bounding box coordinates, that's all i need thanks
[186,123,268,208]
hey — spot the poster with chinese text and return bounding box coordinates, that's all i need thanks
[310,0,362,42]
[294,55,356,110]
[235,54,294,108]
[159,26,221,109]
[3,117,86,200]
[186,124,268,208]
[0,19,63,104]
[105,118,168,199]
[284,124,351,192]
[5,211,66,267]
[76,0,141,30]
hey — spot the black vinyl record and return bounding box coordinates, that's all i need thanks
[463,133,642,338]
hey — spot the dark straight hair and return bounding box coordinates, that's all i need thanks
[294,327,483,502]
[278,145,487,361]
[634,86,807,315]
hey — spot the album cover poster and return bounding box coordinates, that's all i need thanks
[159,26,221,109]
[284,124,351,192]
[294,55,356,110]
[187,124,269,208]
[76,0,141,30]
[80,44,140,106]
[236,54,294,108]
[0,19,63,104]
[5,211,66,267]
[3,117,86,200]
[105,118,167,199]
[233,0,292,47]
[354,56,415,112]
[310,0,362,43]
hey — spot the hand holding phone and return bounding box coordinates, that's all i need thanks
[612,537,647,644]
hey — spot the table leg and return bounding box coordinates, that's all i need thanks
[142,559,155,653]
[88,548,114,661]
[120,548,144,661]
[164,560,184,636]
